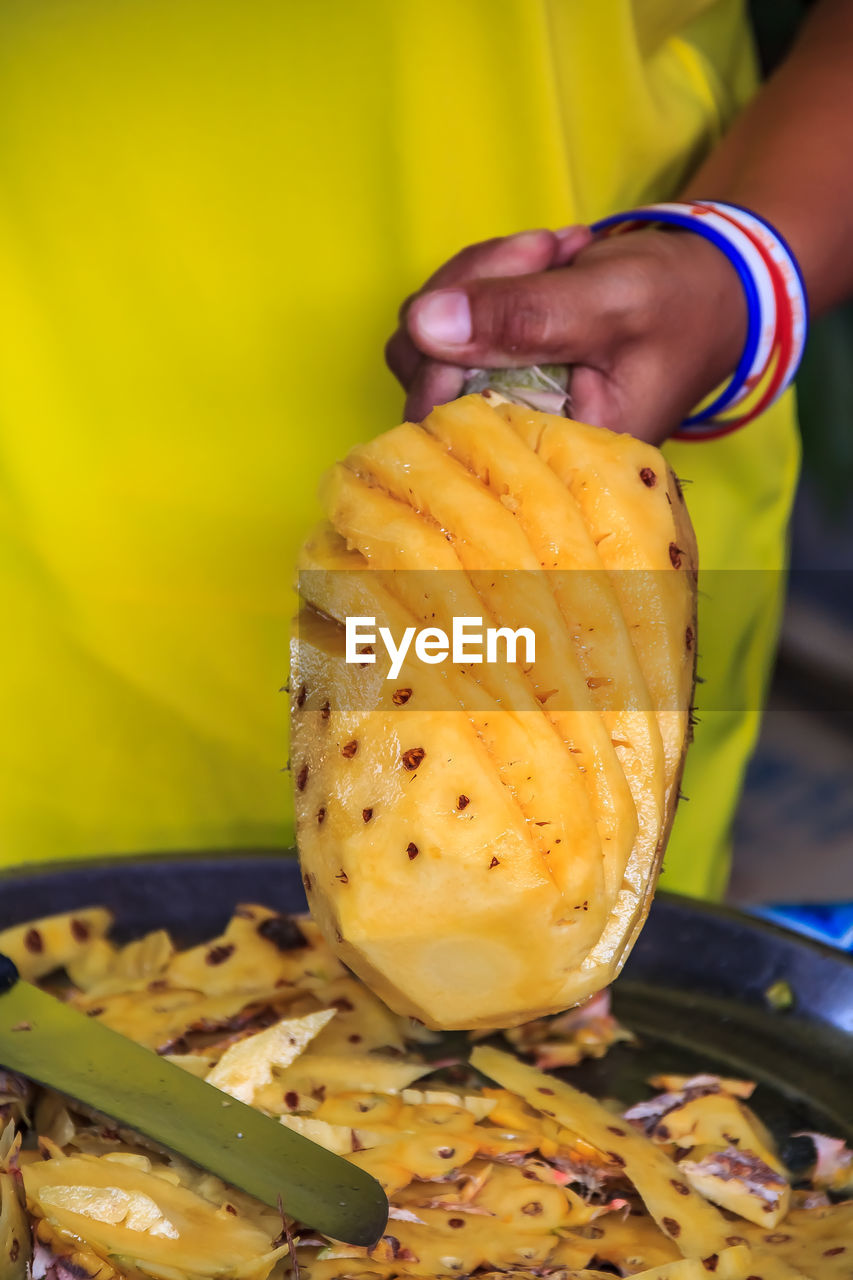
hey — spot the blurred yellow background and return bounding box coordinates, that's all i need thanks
[0,0,798,898]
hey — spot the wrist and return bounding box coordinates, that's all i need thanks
[591,201,808,437]
[672,229,749,394]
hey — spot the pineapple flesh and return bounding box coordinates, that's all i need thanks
[291,394,697,1029]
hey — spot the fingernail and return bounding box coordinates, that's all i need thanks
[554,224,584,240]
[414,290,472,346]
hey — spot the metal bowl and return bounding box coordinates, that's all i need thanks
[3,850,851,1150]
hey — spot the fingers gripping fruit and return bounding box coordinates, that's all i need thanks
[290,394,697,1029]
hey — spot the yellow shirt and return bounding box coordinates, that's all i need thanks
[0,0,798,897]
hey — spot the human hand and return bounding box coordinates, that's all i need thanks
[386,226,747,444]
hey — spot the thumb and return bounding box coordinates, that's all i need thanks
[406,266,607,369]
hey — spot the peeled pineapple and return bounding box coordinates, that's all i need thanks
[290,394,697,1029]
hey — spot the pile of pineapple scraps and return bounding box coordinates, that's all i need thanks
[1,906,851,1280]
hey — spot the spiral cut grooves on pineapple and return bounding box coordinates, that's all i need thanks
[290,394,697,1030]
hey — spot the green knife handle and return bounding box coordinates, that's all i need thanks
[0,952,19,993]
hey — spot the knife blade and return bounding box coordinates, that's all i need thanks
[0,953,387,1246]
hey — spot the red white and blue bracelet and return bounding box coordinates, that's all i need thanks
[591,200,809,441]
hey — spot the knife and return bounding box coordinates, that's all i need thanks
[0,952,388,1246]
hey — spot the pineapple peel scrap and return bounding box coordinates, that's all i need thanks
[5,905,850,1280]
[0,908,113,983]
[470,1047,824,1280]
[24,1154,289,1280]
[0,1165,30,1280]
[204,1008,336,1103]
[678,1148,791,1227]
[37,1184,180,1238]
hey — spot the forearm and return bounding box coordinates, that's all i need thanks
[393,4,853,439]
[684,0,853,316]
